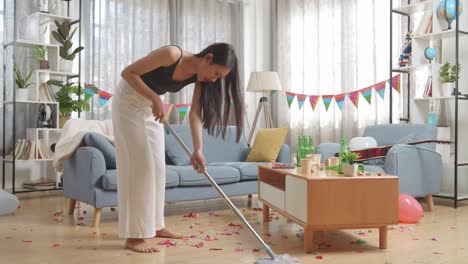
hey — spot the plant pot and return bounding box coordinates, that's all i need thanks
[441,82,455,96]
[59,59,73,73]
[28,86,37,101]
[39,60,49,69]
[59,115,70,128]
[343,164,358,177]
[15,89,29,101]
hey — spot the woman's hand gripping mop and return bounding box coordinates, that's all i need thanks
[164,120,299,264]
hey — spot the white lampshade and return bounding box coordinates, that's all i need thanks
[246,71,282,92]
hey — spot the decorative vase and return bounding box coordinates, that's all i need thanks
[59,114,70,128]
[15,89,29,101]
[59,59,73,73]
[343,164,358,177]
[39,60,49,69]
[441,82,455,96]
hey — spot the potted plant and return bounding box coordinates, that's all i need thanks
[47,80,91,128]
[52,20,84,73]
[13,63,34,101]
[342,151,361,177]
[32,46,49,70]
[440,62,462,96]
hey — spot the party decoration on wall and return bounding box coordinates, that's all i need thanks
[98,90,113,107]
[348,90,360,109]
[175,104,191,119]
[321,95,334,111]
[374,81,386,100]
[282,74,400,112]
[334,93,346,110]
[360,86,373,105]
[296,94,307,109]
[286,92,296,108]
[309,95,320,111]
[163,104,174,120]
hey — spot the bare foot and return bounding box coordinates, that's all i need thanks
[125,238,159,253]
[156,228,184,239]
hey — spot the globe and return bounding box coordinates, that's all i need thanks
[437,0,464,30]
[424,47,437,62]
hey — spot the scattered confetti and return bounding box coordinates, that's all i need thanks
[412,238,420,240]
[52,243,60,247]
[191,242,204,248]
[433,252,443,255]
[158,240,177,247]
[22,240,32,243]
[204,235,218,241]
[263,233,271,237]
[352,239,366,244]
[52,210,64,217]
[209,212,220,217]
[431,237,439,241]
[235,248,244,252]
[356,250,364,253]
[228,223,243,228]
[252,248,260,252]
[209,248,223,251]
[183,213,199,218]
[315,256,323,260]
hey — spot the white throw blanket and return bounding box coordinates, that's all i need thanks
[53,119,114,172]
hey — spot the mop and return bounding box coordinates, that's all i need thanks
[164,120,300,264]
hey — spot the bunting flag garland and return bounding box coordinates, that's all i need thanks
[321,95,334,111]
[84,83,99,100]
[334,93,346,110]
[348,90,360,109]
[163,104,174,120]
[175,104,191,119]
[360,86,373,105]
[285,92,296,108]
[309,95,320,111]
[270,90,277,95]
[373,80,386,100]
[98,90,113,107]
[391,75,401,93]
[296,94,307,110]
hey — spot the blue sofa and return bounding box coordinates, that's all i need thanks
[316,124,442,211]
[63,124,291,226]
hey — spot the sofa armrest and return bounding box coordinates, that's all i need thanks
[384,145,442,197]
[62,146,107,206]
[315,143,340,163]
[276,144,291,163]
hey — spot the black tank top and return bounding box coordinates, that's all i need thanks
[140,46,197,95]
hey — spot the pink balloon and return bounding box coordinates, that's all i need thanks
[399,194,424,223]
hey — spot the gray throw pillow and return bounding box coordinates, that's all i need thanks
[83,132,116,169]
[164,131,193,166]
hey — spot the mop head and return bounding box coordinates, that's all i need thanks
[256,254,300,264]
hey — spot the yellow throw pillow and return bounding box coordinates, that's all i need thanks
[246,127,289,162]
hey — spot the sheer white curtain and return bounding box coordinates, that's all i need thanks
[81,0,245,122]
[274,0,402,147]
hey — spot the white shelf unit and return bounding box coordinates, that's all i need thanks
[392,0,468,207]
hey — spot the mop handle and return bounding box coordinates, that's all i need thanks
[163,120,276,260]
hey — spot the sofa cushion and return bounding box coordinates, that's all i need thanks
[101,168,180,191]
[247,127,289,162]
[83,132,116,169]
[170,166,241,186]
[363,165,386,174]
[209,162,269,180]
[165,124,248,163]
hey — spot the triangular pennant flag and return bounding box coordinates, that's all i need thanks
[321,95,334,111]
[391,74,401,93]
[97,90,113,107]
[309,95,320,111]
[348,91,360,109]
[285,92,296,108]
[84,88,96,100]
[296,94,307,109]
[373,80,386,100]
[334,93,346,110]
[163,104,174,121]
[359,86,373,105]
[175,103,191,119]
[270,90,277,95]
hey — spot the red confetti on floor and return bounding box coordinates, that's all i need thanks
[22,240,32,243]
[209,248,223,251]
[183,213,199,218]
[228,223,243,228]
[52,243,60,247]
[192,242,204,248]
[252,248,260,252]
[158,240,177,247]
[315,256,323,259]
[204,235,218,241]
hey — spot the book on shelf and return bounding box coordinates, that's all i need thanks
[414,11,433,35]
[7,139,51,160]
[423,76,433,97]
[39,82,56,102]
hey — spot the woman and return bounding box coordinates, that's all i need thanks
[112,43,244,253]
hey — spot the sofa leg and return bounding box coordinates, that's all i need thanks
[425,195,434,212]
[93,208,102,227]
[68,199,76,215]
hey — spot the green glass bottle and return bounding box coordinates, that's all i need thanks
[338,136,347,174]
[296,136,302,167]
[299,135,306,160]
[308,136,315,154]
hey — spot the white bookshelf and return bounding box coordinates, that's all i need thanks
[393,0,433,15]
[414,96,454,101]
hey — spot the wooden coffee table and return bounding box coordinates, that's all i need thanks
[258,165,399,252]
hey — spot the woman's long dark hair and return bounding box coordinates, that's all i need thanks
[195,43,244,143]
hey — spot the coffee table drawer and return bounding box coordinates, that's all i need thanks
[285,176,307,223]
[260,182,285,211]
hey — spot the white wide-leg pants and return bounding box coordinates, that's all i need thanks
[112,78,166,238]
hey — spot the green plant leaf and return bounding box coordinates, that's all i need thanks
[71,47,84,56]
[52,31,65,45]
[69,27,77,40]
